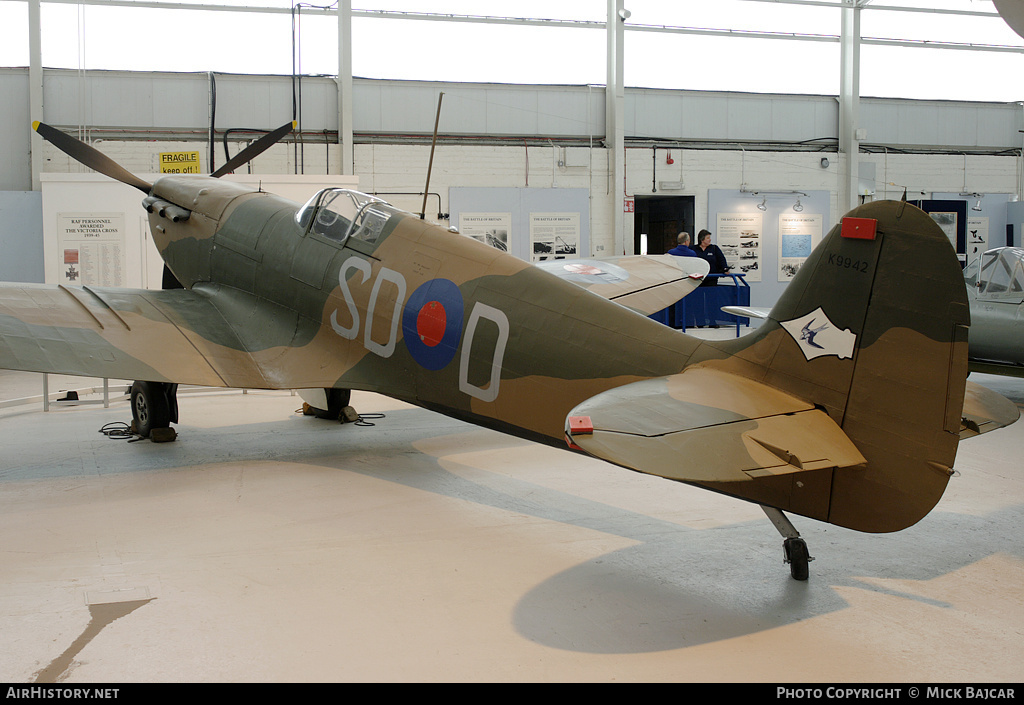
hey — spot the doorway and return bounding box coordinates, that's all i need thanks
[633,195,695,255]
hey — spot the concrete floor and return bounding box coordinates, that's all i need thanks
[1,364,1022,683]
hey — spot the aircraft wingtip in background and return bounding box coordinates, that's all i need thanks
[994,1,1024,40]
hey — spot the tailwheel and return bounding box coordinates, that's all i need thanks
[762,505,814,581]
[130,381,178,441]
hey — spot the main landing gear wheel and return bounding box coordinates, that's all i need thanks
[762,505,814,581]
[305,388,353,420]
[130,381,178,438]
[783,537,811,581]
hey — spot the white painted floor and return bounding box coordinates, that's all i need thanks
[1,365,1022,683]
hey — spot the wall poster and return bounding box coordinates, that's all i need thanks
[967,216,989,265]
[929,211,958,250]
[459,212,511,252]
[717,212,762,282]
[778,213,823,282]
[57,213,126,286]
[530,213,580,262]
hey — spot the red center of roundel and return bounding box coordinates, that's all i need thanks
[416,301,446,347]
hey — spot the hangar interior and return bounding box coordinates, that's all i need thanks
[7,1,1024,303]
[2,0,1024,683]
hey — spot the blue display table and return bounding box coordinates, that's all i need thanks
[650,273,751,335]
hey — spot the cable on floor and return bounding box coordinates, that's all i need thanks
[97,421,146,442]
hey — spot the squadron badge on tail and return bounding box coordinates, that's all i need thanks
[781,307,857,361]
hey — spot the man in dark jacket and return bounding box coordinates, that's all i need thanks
[692,229,729,286]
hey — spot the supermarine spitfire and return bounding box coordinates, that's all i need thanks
[1,122,1018,581]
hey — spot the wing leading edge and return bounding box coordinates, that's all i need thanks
[0,283,268,388]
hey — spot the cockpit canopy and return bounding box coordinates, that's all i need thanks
[295,188,391,246]
[965,247,1024,303]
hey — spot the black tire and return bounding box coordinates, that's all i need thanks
[784,538,810,581]
[131,381,172,437]
[310,388,352,420]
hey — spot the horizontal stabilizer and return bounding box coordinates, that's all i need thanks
[720,305,769,320]
[565,368,866,483]
[960,380,1020,438]
[537,255,708,315]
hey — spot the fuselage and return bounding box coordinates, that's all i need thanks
[146,176,708,445]
[968,295,1024,365]
[963,247,1024,367]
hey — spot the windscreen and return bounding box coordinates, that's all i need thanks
[295,188,390,245]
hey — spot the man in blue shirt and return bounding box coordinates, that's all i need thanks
[666,231,704,327]
[667,231,699,257]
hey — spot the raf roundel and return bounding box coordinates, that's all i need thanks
[402,278,465,371]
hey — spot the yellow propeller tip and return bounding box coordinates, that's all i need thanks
[32,121,40,131]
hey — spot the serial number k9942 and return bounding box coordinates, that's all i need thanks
[828,252,870,274]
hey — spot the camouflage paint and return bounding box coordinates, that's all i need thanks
[2,169,1017,536]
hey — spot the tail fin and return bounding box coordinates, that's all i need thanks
[710,200,970,532]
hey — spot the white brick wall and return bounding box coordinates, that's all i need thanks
[39,138,1021,257]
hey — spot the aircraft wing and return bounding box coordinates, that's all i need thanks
[564,367,867,483]
[536,255,709,315]
[0,283,273,389]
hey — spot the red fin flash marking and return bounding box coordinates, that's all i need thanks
[841,217,877,240]
[568,416,594,434]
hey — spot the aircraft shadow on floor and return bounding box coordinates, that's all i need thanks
[2,402,1021,654]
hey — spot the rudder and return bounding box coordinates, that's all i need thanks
[709,200,969,532]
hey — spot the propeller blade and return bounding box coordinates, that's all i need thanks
[33,121,152,193]
[211,121,296,178]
